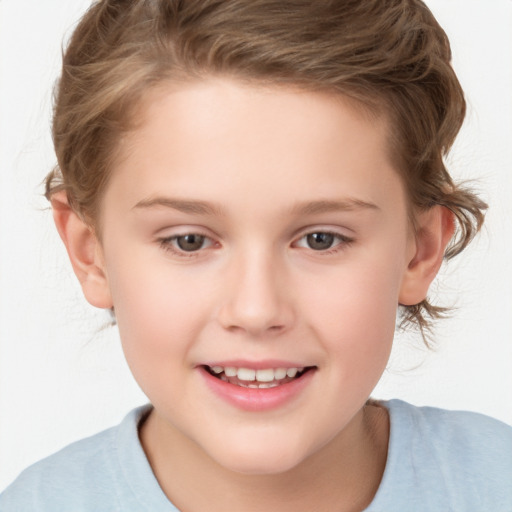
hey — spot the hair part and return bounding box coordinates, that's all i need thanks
[47,0,487,343]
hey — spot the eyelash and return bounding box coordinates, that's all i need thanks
[293,231,354,255]
[158,233,213,258]
[158,230,354,258]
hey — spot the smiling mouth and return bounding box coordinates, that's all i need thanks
[204,365,314,388]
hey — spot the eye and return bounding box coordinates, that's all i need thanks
[159,233,214,256]
[174,234,208,252]
[294,231,352,252]
[305,232,336,250]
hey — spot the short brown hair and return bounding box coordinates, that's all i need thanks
[47,0,486,340]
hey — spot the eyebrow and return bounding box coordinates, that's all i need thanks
[133,197,225,216]
[290,198,380,215]
[133,196,380,216]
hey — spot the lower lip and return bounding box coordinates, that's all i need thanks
[199,367,315,412]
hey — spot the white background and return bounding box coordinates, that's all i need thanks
[0,0,511,491]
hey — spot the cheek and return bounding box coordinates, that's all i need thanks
[299,252,403,359]
[103,251,211,372]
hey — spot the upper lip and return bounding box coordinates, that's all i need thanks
[200,360,313,370]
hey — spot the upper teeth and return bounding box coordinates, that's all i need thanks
[210,366,303,382]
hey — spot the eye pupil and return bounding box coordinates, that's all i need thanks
[307,232,335,250]
[177,234,205,251]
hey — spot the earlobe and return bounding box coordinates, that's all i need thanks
[51,191,113,309]
[399,206,455,306]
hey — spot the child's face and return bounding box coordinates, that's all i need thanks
[95,79,417,474]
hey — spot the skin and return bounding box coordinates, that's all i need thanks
[53,78,454,511]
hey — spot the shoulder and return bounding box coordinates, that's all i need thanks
[388,399,512,464]
[370,400,512,511]
[0,406,153,512]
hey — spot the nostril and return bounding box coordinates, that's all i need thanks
[216,281,295,335]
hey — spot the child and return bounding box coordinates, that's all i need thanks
[1,0,511,510]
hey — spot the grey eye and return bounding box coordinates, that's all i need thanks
[306,233,335,250]
[176,234,206,251]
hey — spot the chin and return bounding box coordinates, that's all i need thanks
[207,438,312,476]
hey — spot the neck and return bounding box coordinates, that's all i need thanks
[139,403,389,512]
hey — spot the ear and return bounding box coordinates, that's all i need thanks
[51,191,113,309]
[399,206,455,306]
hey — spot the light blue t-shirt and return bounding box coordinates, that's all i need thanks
[1,400,511,511]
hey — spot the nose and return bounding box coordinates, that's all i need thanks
[217,249,295,337]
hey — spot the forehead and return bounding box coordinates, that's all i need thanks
[104,78,406,223]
